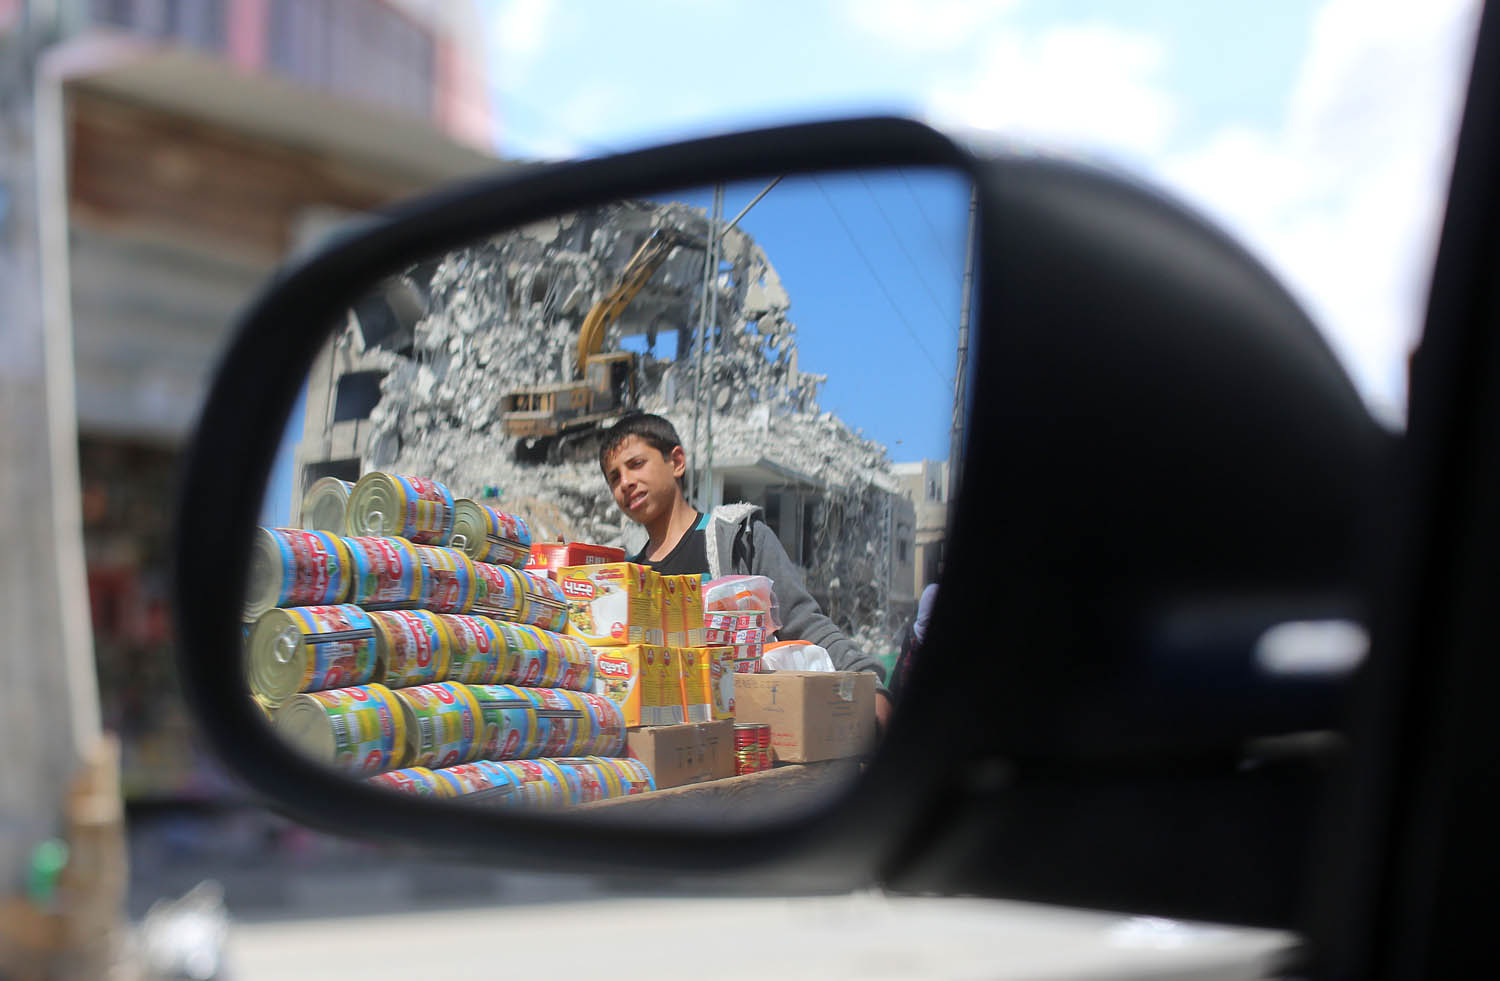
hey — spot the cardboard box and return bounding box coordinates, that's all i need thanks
[707,646,736,720]
[642,645,685,727]
[626,720,734,790]
[558,563,663,646]
[732,672,877,763]
[525,542,626,579]
[677,647,714,723]
[591,644,647,727]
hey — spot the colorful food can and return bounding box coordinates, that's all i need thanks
[394,682,484,769]
[432,614,502,684]
[554,690,596,757]
[535,759,581,806]
[500,622,553,687]
[413,545,476,614]
[468,684,542,760]
[734,723,772,775]
[451,499,533,568]
[598,756,656,795]
[492,759,565,809]
[368,609,452,688]
[247,605,380,709]
[431,761,518,806]
[300,476,356,535]
[367,766,451,798]
[583,756,625,800]
[574,692,626,756]
[345,472,456,546]
[344,535,424,610]
[519,570,569,633]
[549,759,611,803]
[546,633,597,696]
[522,687,584,758]
[244,528,353,621]
[469,562,527,620]
[276,683,406,775]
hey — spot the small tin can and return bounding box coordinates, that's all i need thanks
[244,528,353,621]
[757,723,772,771]
[734,723,762,776]
[276,683,407,775]
[345,472,456,546]
[493,759,565,809]
[368,609,452,688]
[501,623,554,687]
[431,761,517,806]
[469,561,527,620]
[344,535,424,610]
[522,687,584,758]
[468,684,541,760]
[247,604,380,709]
[451,499,533,568]
[519,570,569,633]
[413,545,476,614]
[300,476,356,535]
[574,692,626,756]
[436,614,505,684]
[394,682,484,769]
[367,766,451,798]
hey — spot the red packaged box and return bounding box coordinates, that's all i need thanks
[524,542,625,579]
[704,628,734,646]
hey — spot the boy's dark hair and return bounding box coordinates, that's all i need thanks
[599,412,684,474]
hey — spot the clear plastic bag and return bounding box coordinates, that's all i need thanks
[762,640,835,672]
[702,574,782,632]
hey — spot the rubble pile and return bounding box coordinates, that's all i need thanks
[354,199,904,650]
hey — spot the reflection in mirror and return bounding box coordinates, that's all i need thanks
[245,168,974,823]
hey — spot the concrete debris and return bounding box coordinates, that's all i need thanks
[352,199,910,650]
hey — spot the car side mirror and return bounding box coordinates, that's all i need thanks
[174,117,1385,927]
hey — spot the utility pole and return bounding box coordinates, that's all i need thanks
[699,183,723,511]
[947,185,977,507]
[690,178,777,511]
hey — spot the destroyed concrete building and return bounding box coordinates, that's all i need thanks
[293,199,917,651]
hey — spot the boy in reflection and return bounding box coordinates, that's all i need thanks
[598,412,892,730]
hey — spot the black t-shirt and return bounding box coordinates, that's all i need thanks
[631,511,710,576]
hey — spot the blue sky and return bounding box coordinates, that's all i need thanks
[643,171,971,462]
[481,0,1482,428]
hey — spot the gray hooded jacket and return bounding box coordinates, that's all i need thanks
[704,502,887,682]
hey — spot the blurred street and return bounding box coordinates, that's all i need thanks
[218,892,1294,981]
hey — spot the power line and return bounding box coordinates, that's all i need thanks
[812,176,951,389]
[897,167,964,274]
[858,172,959,329]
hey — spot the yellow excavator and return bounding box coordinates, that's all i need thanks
[502,226,699,462]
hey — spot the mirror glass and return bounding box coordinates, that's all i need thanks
[245,167,973,824]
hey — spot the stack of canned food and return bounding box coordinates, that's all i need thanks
[241,472,657,807]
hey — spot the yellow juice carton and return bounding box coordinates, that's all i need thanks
[558,563,664,647]
[678,646,713,723]
[591,644,647,727]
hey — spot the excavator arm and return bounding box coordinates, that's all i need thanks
[574,227,697,379]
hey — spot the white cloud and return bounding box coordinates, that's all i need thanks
[1158,0,1479,425]
[840,0,1017,53]
[487,0,556,84]
[927,23,1176,160]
